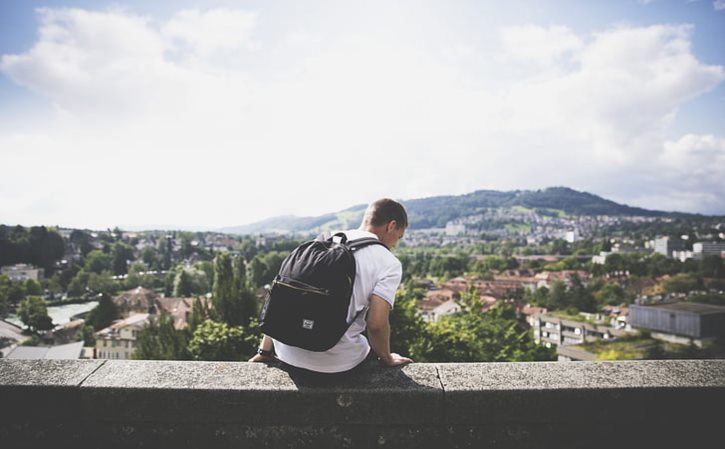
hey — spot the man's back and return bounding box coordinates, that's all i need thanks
[272,229,402,373]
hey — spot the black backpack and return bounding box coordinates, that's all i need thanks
[259,232,388,351]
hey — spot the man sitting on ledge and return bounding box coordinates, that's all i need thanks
[249,198,413,381]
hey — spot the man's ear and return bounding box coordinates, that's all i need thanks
[387,220,398,232]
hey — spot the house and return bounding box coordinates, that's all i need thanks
[1,264,44,282]
[518,304,547,327]
[427,300,462,322]
[95,313,150,360]
[156,296,207,331]
[532,313,631,349]
[113,287,159,317]
[417,289,460,321]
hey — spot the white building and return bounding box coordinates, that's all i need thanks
[565,230,581,243]
[653,237,684,258]
[445,222,466,236]
[0,264,44,282]
[95,313,150,360]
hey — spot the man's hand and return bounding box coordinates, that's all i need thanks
[247,353,274,363]
[379,352,413,367]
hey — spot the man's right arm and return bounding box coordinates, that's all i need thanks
[367,294,413,367]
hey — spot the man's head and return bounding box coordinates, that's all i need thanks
[360,198,408,248]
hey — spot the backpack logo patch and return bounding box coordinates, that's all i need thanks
[302,319,315,330]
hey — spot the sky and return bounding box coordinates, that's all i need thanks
[1,0,724,230]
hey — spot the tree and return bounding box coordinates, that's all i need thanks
[411,302,555,363]
[133,313,190,360]
[211,253,256,327]
[18,296,54,333]
[0,275,10,319]
[87,293,120,330]
[662,273,702,294]
[389,288,429,358]
[233,256,258,328]
[173,269,195,297]
[67,270,90,297]
[700,255,725,279]
[111,242,135,276]
[87,271,118,295]
[187,319,258,361]
[24,279,43,296]
[80,324,96,346]
[84,250,113,274]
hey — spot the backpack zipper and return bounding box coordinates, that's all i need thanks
[273,277,331,296]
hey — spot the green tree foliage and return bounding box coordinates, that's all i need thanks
[662,273,703,294]
[70,230,94,257]
[133,313,190,360]
[80,324,96,346]
[18,296,54,333]
[111,242,135,275]
[86,293,120,330]
[24,279,43,296]
[471,255,519,274]
[87,271,118,295]
[67,270,90,297]
[173,267,210,297]
[212,253,257,327]
[125,262,160,289]
[0,275,10,318]
[84,250,113,274]
[233,256,258,328]
[248,251,286,288]
[174,269,194,297]
[699,255,725,278]
[388,284,430,357]
[0,225,65,271]
[187,319,258,361]
[411,302,555,362]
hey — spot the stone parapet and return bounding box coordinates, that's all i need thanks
[1,359,724,448]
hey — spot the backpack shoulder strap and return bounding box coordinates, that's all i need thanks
[346,237,390,252]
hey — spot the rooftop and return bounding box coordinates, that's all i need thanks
[636,302,725,315]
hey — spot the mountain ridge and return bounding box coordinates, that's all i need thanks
[219,187,709,236]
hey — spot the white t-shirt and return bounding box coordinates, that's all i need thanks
[272,229,402,373]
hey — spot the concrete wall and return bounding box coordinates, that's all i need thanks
[1,359,724,449]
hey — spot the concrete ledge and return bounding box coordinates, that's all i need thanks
[1,359,724,448]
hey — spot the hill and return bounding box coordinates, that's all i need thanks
[218,187,693,235]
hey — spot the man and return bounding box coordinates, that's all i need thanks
[248,198,413,377]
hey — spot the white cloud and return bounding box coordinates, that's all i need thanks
[162,9,258,55]
[715,1,725,11]
[0,8,724,228]
[499,25,582,66]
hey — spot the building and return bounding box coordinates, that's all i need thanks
[4,341,84,359]
[445,222,466,236]
[95,313,150,360]
[113,287,159,317]
[0,263,44,282]
[653,237,684,258]
[629,302,725,347]
[533,313,631,349]
[692,242,725,260]
[564,230,580,243]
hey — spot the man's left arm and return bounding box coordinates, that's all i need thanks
[367,294,413,367]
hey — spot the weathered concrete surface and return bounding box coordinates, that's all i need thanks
[1,359,724,449]
[439,360,725,449]
[81,360,443,426]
